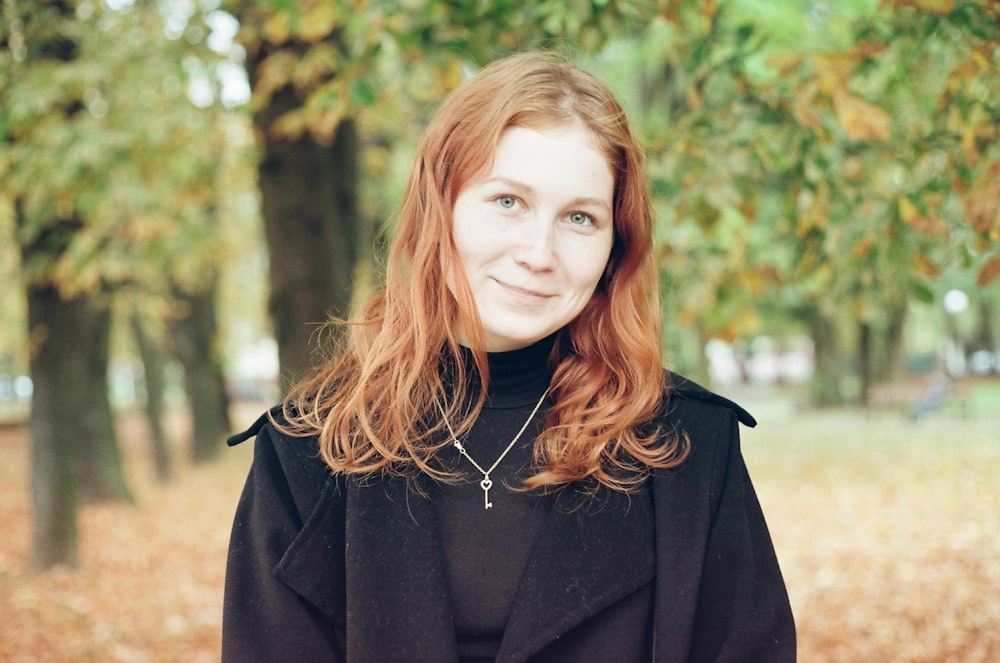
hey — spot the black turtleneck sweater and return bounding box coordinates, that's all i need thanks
[434,337,555,662]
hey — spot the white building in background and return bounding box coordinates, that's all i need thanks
[706,336,814,388]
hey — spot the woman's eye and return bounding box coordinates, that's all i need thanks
[497,196,517,209]
[568,212,593,226]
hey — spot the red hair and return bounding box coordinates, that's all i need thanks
[278,51,687,492]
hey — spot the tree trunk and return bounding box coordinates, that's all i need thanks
[805,305,844,407]
[26,284,84,570]
[885,305,907,382]
[254,87,361,390]
[26,286,134,566]
[131,314,172,483]
[76,305,134,504]
[23,208,135,567]
[172,281,231,463]
[858,321,873,406]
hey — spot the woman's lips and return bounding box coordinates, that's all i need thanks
[494,278,551,301]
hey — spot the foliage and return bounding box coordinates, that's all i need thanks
[2,0,997,380]
[627,0,999,348]
[226,0,656,140]
[0,0,253,328]
[222,0,999,378]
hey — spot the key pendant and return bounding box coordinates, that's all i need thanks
[480,477,494,510]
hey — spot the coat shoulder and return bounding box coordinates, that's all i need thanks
[662,371,756,428]
[227,405,333,520]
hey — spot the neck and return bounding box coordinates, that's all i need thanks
[459,335,555,408]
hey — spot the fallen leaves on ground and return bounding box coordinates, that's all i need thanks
[0,407,255,663]
[741,396,1000,663]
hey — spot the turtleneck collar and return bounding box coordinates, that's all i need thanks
[458,335,555,409]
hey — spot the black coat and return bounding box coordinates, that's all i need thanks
[222,375,795,662]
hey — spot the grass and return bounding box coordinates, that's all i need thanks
[1,390,998,662]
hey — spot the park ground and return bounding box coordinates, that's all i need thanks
[1,385,998,662]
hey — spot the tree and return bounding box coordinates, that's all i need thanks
[1,0,242,568]
[131,313,172,483]
[620,0,999,402]
[3,0,132,568]
[171,273,231,463]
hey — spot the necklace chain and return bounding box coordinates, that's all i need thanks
[437,387,549,510]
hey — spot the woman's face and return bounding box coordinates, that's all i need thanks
[449,122,615,352]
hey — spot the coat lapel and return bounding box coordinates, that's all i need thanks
[275,473,655,663]
[343,474,460,662]
[496,485,656,662]
[274,472,460,662]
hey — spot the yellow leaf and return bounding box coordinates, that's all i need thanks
[271,109,306,141]
[677,307,698,328]
[898,196,919,223]
[913,251,939,278]
[743,271,763,297]
[961,130,979,168]
[792,100,825,137]
[895,0,956,15]
[946,106,964,134]
[852,236,874,259]
[797,182,830,235]
[965,163,1000,235]
[977,254,1000,286]
[686,86,703,111]
[721,308,760,341]
[253,51,296,107]
[834,89,892,141]
[766,52,803,77]
[700,0,719,23]
[899,197,949,236]
[813,263,833,285]
[310,109,343,146]
[300,5,341,42]
[441,57,464,94]
[264,12,291,45]
[854,294,875,320]
[811,54,851,94]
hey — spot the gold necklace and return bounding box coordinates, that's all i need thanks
[437,388,549,510]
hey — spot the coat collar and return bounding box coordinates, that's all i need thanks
[274,472,655,662]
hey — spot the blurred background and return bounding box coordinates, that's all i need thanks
[1,0,998,661]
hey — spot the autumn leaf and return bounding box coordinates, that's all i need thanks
[299,4,342,42]
[977,254,1000,286]
[718,307,760,341]
[741,269,767,296]
[797,182,830,236]
[894,0,957,15]
[912,250,940,278]
[851,235,874,260]
[263,11,291,45]
[898,196,949,236]
[854,293,876,320]
[791,97,825,137]
[964,163,1000,235]
[270,108,307,141]
[833,88,892,141]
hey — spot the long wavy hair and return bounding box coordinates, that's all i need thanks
[277,51,688,493]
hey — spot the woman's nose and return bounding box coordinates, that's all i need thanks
[512,216,556,271]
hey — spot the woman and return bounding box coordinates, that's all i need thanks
[223,51,795,662]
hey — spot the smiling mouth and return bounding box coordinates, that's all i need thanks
[495,279,550,300]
